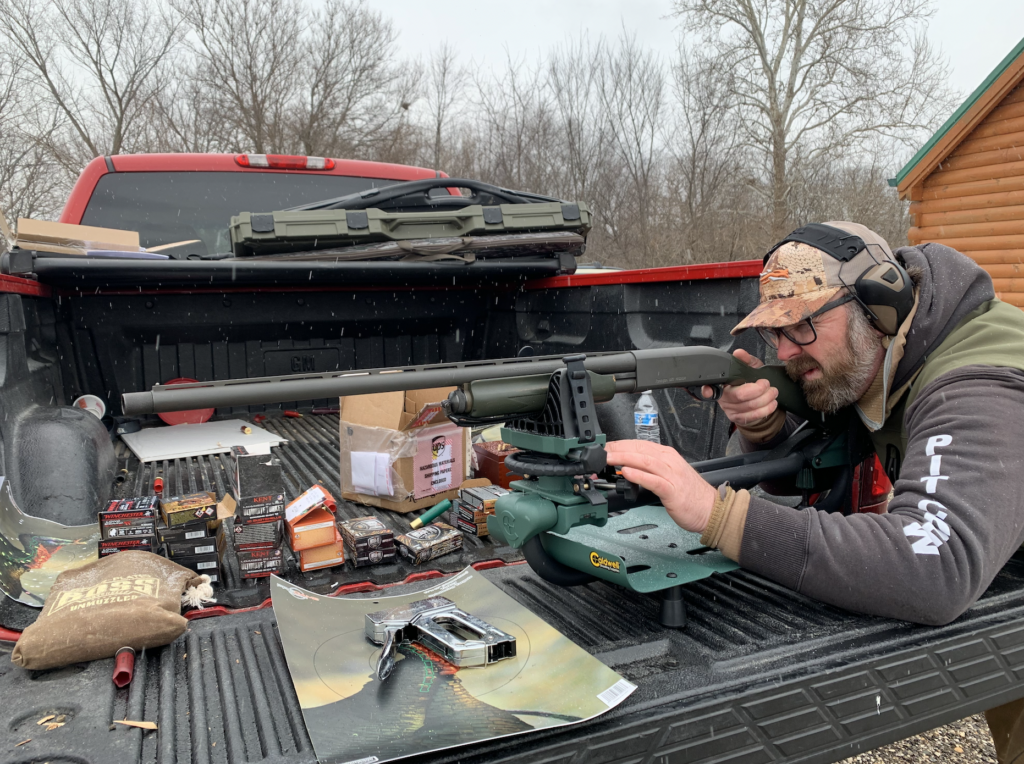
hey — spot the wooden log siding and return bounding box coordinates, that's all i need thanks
[909,79,1024,308]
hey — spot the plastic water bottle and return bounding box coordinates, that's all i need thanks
[634,391,661,443]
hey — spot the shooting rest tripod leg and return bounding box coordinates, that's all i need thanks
[660,586,686,629]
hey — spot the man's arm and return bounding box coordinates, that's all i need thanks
[740,366,1024,625]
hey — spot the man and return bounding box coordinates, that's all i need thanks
[605,221,1024,762]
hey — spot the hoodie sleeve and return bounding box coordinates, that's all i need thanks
[739,366,1024,626]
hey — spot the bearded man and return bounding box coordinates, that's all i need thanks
[605,221,1024,762]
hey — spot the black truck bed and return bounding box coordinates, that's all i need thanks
[4,411,1024,764]
[2,258,1023,763]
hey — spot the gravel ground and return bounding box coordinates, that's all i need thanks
[839,714,998,763]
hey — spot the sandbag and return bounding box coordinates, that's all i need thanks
[11,551,203,670]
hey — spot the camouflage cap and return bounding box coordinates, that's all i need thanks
[731,221,895,336]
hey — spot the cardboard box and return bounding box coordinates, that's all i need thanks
[338,516,395,555]
[351,548,397,568]
[172,550,221,574]
[395,522,463,565]
[15,218,141,255]
[473,441,521,489]
[98,497,159,539]
[339,389,469,513]
[237,546,283,578]
[160,491,218,527]
[286,485,337,551]
[231,446,287,517]
[298,529,345,572]
[157,523,209,544]
[228,515,283,551]
[461,485,509,511]
[99,536,155,556]
[165,537,219,558]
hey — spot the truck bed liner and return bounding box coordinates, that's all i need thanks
[4,559,1024,764]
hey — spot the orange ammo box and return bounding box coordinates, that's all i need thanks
[298,528,345,572]
[285,484,338,552]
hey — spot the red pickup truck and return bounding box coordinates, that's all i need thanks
[0,153,1018,764]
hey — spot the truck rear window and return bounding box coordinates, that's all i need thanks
[79,171,402,255]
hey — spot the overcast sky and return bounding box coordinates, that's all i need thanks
[378,0,1022,105]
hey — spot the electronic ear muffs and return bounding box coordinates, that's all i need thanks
[854,261,914,336]
[766,223,914,336]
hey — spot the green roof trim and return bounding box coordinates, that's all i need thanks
[890,35,1024,188]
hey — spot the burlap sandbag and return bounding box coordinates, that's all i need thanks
[11,551,204,670]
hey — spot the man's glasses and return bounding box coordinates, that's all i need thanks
[755,294,856,349]
[757,320,817,349]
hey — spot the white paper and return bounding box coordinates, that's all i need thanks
[120,419,286,463]
[351,452,393,497]
[286,485,328,523]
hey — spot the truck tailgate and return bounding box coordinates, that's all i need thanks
[4,555,1024,764]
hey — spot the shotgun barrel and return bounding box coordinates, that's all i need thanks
[120,346,817,422]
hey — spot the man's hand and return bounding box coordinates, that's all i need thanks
[701,349,779,427]
[604,440,717,534]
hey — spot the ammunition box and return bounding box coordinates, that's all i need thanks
[156,523,209,544]
[230,515,283,550]
[160,491,218,527]
[454,502,494,524]
[351,548,397,568]
[237,546,283,578]
[165,537,219,558]
[235,492,286,521]
[453,516,488,537]
[460,485,509,511]
[338,516,395,555]
[172,550,221,574]
[232,446,286,518]
[395,522,462,565]
[98,497,159,539]
[99,536,155,556]
[298,529,345,572]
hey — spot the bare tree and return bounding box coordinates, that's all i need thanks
[547,35,610,202]
[294,0,414,158]
[472,54,558,192]
[424,42,467,170]
[600,32,666,268]
[174,0,304,153]
[673,0,957,241]
[0,0,180,170]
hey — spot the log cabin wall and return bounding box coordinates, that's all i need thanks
[908,81,1024,307]
[898,38,1024,309]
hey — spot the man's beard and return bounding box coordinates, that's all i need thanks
[785,308,881,413]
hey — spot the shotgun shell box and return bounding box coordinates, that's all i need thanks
[171,550,221,574]
[298,529,345,572]
[237,546,284,578]
[285,485,338,551]
[395,522,462,565]
[460,485,509,511]
[453,516,488,538]
[230,515,283,551]
[234,492,286,521]
[99,536,155,556]
[165,537,219,558]
[454,500,494,524]
[160,491,218,527]
[156,523,209,544]
[98,497,159,539]
[351,548,397,568]
[232,446,287,515]
[338,516,395,556]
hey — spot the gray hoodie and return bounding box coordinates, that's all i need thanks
[739,244,1024,625]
